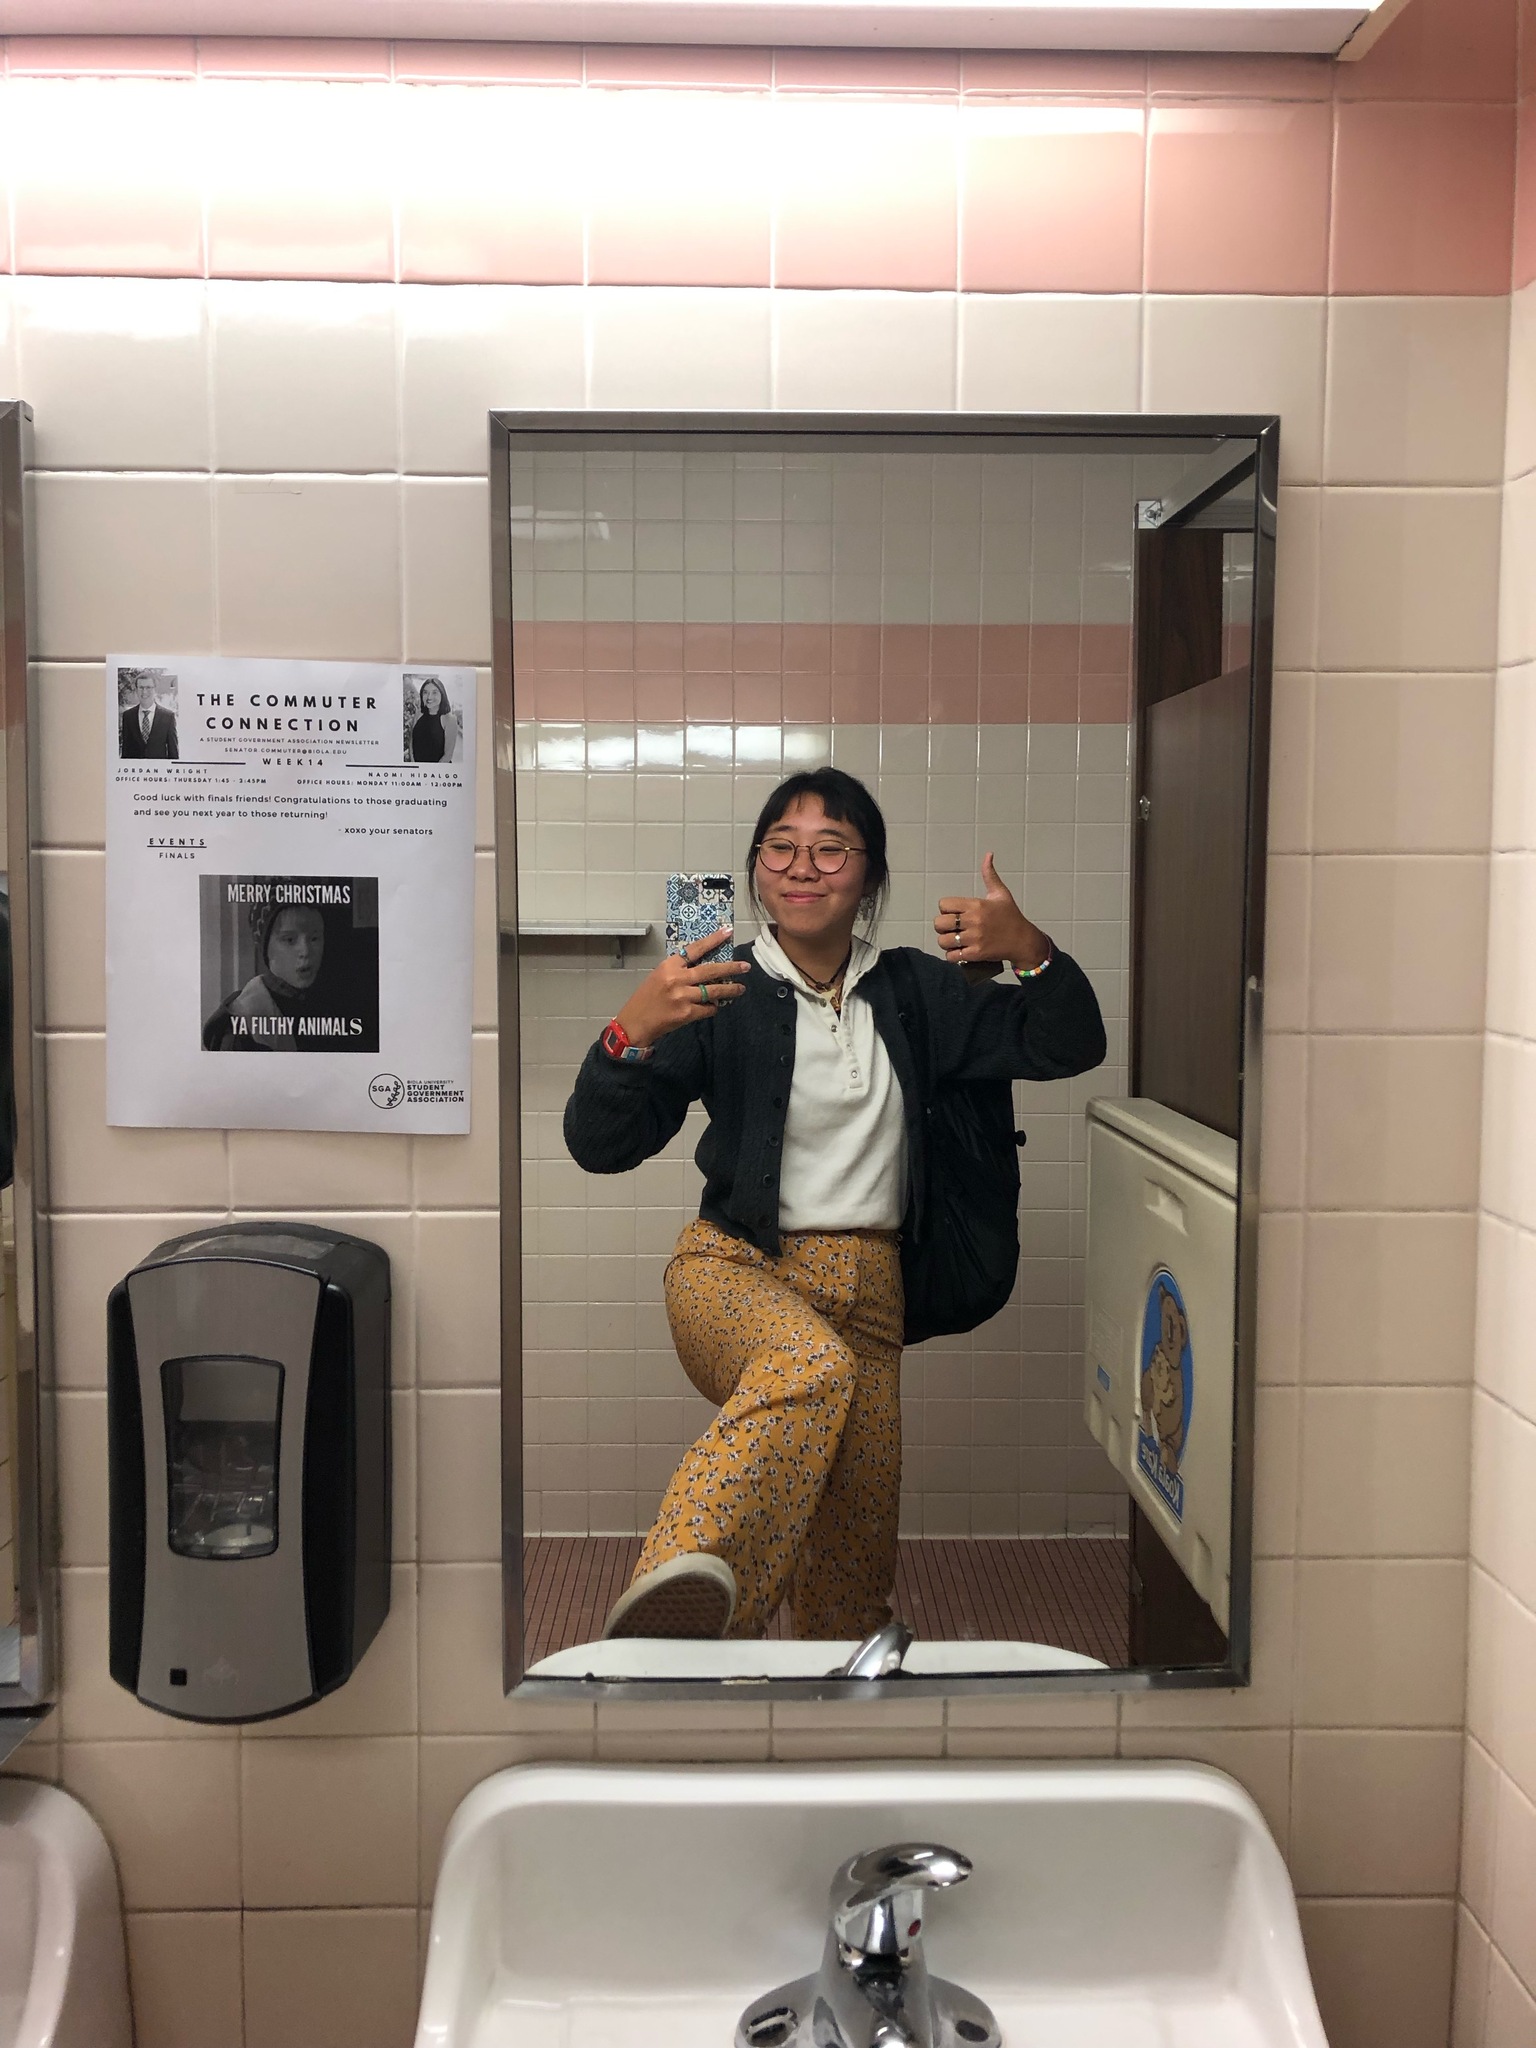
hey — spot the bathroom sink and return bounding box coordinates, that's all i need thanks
[416,1761,1328,2048]
[526,1639,1106,1680]
[0,1778,133,2048]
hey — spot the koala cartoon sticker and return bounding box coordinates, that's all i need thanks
[1136,1268,1193,1521]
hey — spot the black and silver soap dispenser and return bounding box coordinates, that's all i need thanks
[107,1221,390,1723]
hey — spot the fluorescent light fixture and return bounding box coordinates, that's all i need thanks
[0,0,1409,57]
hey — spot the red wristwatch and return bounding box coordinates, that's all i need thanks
[601,1018,654,1063]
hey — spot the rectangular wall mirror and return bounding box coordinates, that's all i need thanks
[0,399,54,1741]
[494,413,1276,1698]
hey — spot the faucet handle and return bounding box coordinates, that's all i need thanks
[830,1842,972,1962]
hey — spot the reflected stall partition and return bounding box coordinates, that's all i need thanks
[492,413,1278,1702]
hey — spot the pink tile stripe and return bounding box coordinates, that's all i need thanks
[511,621,1134,723]
[0,0,1517,295]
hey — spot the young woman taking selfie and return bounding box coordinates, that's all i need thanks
[564,767,1107,1643]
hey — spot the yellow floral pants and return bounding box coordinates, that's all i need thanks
[633,1217,905,1641]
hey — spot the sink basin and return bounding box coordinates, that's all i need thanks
[0,1778,132,2048]
[416,1761,1328,2048]
[526,1639,1106,1680]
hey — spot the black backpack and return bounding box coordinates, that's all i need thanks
[886,950,1024,1347]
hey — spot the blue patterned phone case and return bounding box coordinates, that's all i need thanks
[666,873,734,961]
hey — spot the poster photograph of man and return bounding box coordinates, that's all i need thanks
[118,667,179,759]
[200,876,380,1053]
[403,671,463,763]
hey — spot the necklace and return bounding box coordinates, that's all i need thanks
[796,946,852,996]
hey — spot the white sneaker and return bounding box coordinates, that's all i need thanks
[602,1553,737,1640]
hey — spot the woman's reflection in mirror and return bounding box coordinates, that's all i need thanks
[563,768,1107,1642]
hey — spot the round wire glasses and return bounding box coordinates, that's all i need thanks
[754,836,867,876]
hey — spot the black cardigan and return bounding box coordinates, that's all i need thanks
[562,945,1107,1259]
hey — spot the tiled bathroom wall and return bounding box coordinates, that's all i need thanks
[1451,54,1536,2046]
[0,1,1520,2043]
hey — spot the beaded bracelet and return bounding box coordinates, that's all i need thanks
[1013,938,1054,980]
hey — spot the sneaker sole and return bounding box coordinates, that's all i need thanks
[605,1569,734,1640]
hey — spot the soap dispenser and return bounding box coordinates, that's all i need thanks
[107,1221,390,1723]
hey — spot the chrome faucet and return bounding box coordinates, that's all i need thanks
[735,1841,1001,2048]
[835,1620,913,1679]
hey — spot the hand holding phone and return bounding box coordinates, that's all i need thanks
[615,926,750,1049]
[666,873,735,963]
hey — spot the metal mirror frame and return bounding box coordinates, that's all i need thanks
[0,400,55,1748]
[493,410,1279,1702]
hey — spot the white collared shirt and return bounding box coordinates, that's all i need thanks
[752,929,908,1232]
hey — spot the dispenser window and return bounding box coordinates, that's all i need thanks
[161,1355,284,1560]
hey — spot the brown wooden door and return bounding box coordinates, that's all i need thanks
[1130,518,1254,1138]
[1125,482,1259,1667]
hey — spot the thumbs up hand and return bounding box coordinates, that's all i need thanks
[935,853,1051,974]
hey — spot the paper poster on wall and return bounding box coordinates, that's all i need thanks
[106,656,477,1134]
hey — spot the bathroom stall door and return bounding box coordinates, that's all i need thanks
[1127,454,1258,1668]
[1131,493,1253,1142]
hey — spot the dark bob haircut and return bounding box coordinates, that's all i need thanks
[746,768,890,931]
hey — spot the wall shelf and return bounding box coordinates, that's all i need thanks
[516,921,653,967]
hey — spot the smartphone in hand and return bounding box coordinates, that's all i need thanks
[666,874,735,962]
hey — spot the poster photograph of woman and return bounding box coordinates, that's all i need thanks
[200,876,380,1053]
[403,672,463,763]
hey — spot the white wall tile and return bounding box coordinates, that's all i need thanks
[38,849,104,1030]
[774,291,956,411]
[1291,1730,1465,1894]
[1299,1898,1455,2048]
[16,276,209,472]
[32,474,215,659]
[1320,489,1501,674]
[958,295,1140,414]
[1299,1386,1470,1559]
[418,1388,501,1561]
[1145,296,1325,483]
[401,284,587,477]
[1474,1213,1536,1424]
[1326,298,1510,488]
[1501,470,1536,668]
[588,287,772,409]
[35,664,106,848]
[46,1034,227,1209]
[1307,1035,1482,1211]
[1470,1392,1536,1619]
[126,1912,244,2048]
[243,1908,420,2048]
[62,1741,240,1910]
[1308,855,1489,1034]
[1480,1037,1536,1238]
[1303,1212,1478,1386]
[1505,277,1536,484]
[1295,1559,1467,1728]
[1313,674,1494,856]
[227,1127,412,1209]
[214,475,401,659]
[403,476,492,664]
[241,1737,417,1907]
[210,279,399,475]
